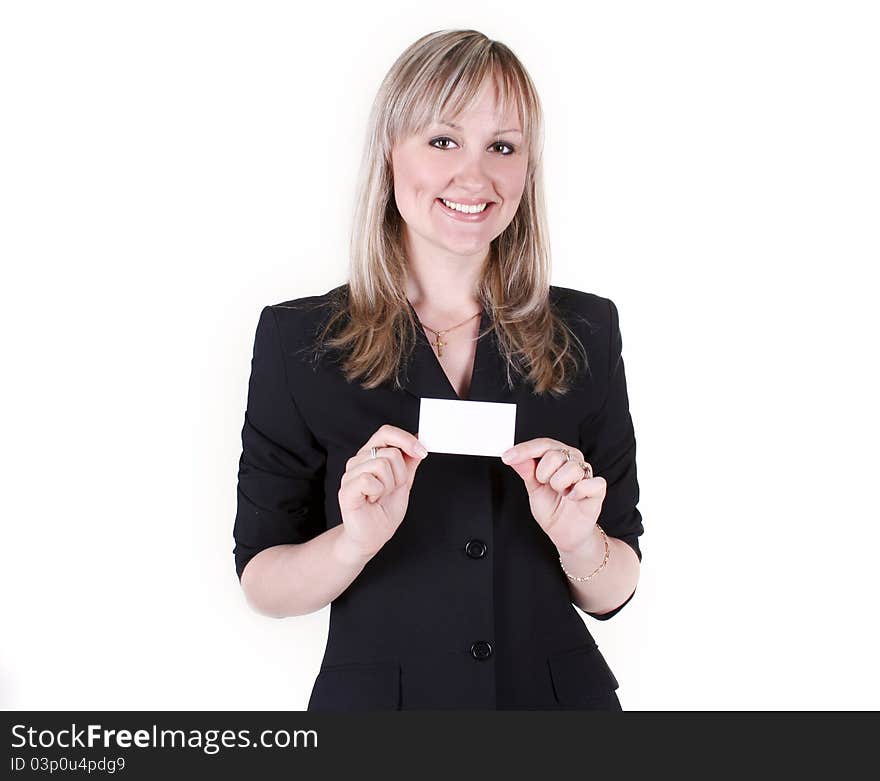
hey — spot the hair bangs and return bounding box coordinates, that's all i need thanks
[390,48,536,157]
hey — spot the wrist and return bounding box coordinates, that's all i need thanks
[558,524,606,577]
[333,527,379,568]
[557,521,603,557]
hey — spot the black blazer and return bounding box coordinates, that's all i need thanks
[232,283,644,711]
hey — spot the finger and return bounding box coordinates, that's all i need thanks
[361,424,428,461]
[339,472,385,506]
[502,438,581,467]
[535,449,571,485]
[561,475,607,502]
[360,446,408,488]
[547,458,590,493]
[344,457,396,496]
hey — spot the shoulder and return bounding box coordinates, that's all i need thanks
[262,283,348,340]
[549,284,615,343]
[268,283,347,321]
[253,284,349,373]
[549,285,626,397]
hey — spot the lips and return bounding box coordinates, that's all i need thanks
[437,197,496,207]
[435,198,496,221]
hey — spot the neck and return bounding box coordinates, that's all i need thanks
[403,231,489,317]
[404,264,486,321]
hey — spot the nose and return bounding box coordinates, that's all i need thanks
[451,154,493,194]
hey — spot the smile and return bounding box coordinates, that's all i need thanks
[436,198,496,222]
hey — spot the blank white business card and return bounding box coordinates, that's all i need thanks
[417,397,517,457]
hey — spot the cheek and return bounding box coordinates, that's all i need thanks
[498,177,527,216]
[413,155,448,189]
[500,164,528,199]
[396,155,445,203]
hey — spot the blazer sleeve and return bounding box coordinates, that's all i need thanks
[232,305,328,582]
[578,297,644,620]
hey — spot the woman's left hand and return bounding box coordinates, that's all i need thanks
[501,438,606,554]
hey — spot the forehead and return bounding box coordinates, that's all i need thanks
[407,76,524,134]
[443,80,519,122]
[435,118,523,135]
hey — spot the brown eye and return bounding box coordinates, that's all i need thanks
[430,137,516,155]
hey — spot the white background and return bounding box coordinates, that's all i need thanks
[1,1,877,710]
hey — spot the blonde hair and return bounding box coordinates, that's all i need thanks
[304,29,589,397]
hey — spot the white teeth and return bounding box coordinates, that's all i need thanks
[441,199,489,214]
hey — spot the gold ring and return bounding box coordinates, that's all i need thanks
[559,448,592,480]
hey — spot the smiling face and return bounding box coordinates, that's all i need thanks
[390,78,529,265]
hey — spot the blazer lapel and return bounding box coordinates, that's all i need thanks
[399,302,522,405]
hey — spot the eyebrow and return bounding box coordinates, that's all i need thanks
[437,120,523,136]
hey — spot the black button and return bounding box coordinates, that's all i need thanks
[470,641,493,660]
[465,539,487,559]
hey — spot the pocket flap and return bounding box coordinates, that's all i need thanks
[308,660,401,711]
[547,644,620,707]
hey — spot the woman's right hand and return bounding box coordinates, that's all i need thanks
[337,424,429,559]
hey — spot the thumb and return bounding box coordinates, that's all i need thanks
[507,457,540,493]
[406,432,428,483]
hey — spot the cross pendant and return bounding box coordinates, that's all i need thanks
[433,336,445,357]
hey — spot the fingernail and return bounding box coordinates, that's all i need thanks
[416,444,428,457]
[501,449,514,463]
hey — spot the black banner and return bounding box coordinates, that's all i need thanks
[2,711,878,777]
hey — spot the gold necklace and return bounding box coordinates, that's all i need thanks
[416,310,481,358]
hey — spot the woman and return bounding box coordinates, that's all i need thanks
[232,29,644,711]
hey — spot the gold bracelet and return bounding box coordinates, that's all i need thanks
[559,525,609,582]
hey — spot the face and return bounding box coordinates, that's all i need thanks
[390,79,529,265]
